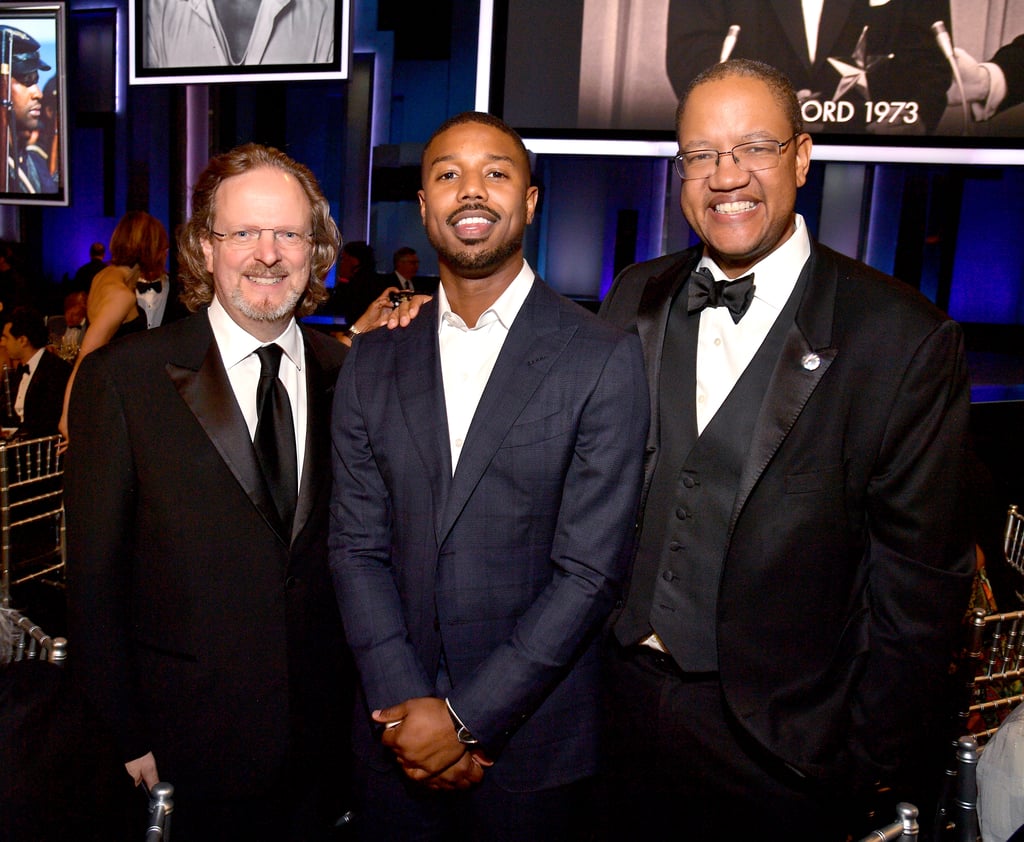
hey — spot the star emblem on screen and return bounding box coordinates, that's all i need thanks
[826,25,893,101]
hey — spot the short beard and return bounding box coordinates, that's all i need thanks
[428,231,524,277]
[229,284,304,323]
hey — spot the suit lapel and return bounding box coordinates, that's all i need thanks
[293,328,342,544]
[436,282,574,544]
[772,0,815,67]
[391,300,453,535]
[636,249,699,449]
[165,313,285,543]
[815,0,856,69]
[730,245,838,533]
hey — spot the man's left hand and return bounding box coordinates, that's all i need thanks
[372,696,471,781]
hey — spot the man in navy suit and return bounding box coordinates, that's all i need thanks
[598,60,975,840]
[329,112,649,840]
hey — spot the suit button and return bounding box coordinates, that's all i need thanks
[675,507,688,520]
[662,570,676,581]
[285,576,298,589]
[668,541,682,552]
[682,476,697,488]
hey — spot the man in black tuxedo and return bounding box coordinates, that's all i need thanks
[65,144,351,840]
[0,306,70,437]
[599,59,975,841]
[666,0,953,133]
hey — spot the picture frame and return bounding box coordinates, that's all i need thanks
[129,0,350,85]
[0,2,68,207]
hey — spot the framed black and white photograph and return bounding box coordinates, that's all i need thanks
[129,0,350,85]
[0,2,67,206]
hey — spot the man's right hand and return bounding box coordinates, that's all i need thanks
[126,751,160,790]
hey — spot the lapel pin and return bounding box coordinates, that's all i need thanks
[801,352,821,371]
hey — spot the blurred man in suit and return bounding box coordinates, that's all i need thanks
[665,0,953,133]
[66,143,351,840]
[599,59,975,841]
[0,306,70,437]
[329,111,649,841]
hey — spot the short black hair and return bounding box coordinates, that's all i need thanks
[677,59,803,136]
[421,112,531,181]
[4,306,48,350]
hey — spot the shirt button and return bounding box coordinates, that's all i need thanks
[454,437,464,448]
[697,394,706,404]
[714,337,722,346]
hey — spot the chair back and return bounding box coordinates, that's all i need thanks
[856,802,919,841]
[1006,504,1024,579]
[5,608,67,664]
[0,434,66,607]
[145,782,173,841]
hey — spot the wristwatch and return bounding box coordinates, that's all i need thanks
[343,324,362,340]
[446,698,479,746]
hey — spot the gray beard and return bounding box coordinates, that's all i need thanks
[229,284,303,323]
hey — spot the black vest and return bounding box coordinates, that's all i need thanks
[616,268,807,671]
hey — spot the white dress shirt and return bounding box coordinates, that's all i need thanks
[207,297,307,487]
[695,214,810,434]
[437,262,534,473]
[802,0,825,63]
[145,0,334,68]
[136,275,169,328]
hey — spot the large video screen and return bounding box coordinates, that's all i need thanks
[478,0,1024,164]
[0,2,68,205]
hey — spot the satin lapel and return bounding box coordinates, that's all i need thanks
[636,250,698,447]
[165,324,285,543]
[391,302,452,536]
[816,0,857,69]
[729,246,838,534]
[772,0,814,66]
[436,283,572,545]
[293,330,341,545]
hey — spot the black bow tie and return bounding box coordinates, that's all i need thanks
[687,267,755,323]
[137,281,163,295]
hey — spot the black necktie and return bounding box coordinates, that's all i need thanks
[687,267,756,324]
[137,280,163,295]
[254,344,297,534]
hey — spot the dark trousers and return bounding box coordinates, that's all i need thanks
[597,643,866,842]
[351,757,594,842]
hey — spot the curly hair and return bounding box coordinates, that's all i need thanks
[178,144,340,317]
[109,211,169,282]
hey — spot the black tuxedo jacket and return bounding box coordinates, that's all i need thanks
[666,0,952,131]
[992,33,1024,113]
[600,241,975,785]
[16,349,71,438]
[65,310,349,803]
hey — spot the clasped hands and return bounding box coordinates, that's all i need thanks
[372,696,492,791]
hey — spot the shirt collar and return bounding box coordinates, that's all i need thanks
[25,347,45,374]
[207,296,303,371]
[700,214,811,312]
[436,261,535,332]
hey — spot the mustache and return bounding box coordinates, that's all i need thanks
[445,203,501,226]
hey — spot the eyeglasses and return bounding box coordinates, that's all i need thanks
[673,133,801,181]
[210,228,313,250]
